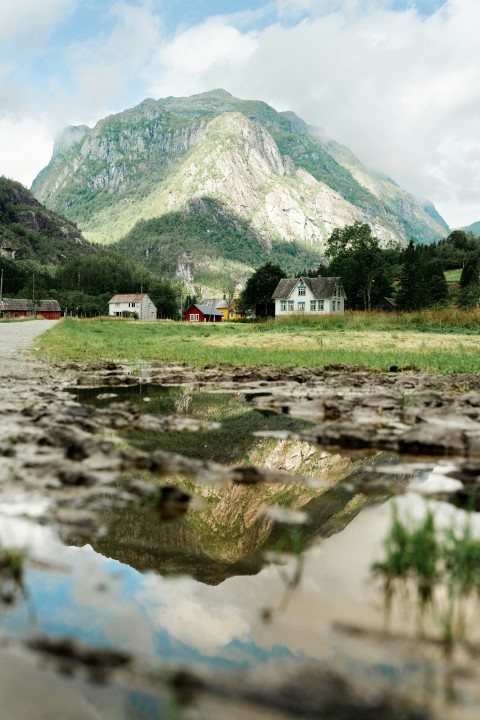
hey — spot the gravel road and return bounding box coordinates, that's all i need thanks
[0,319,58,357]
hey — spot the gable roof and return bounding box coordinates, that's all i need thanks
[272,276,343,299]
[203,297,228,310]
[188,304,224,317]
[38,300,61,312]
[2,298,34,311]
[1,298,61,311]
[109,293,145,304]
[108,293,145,305]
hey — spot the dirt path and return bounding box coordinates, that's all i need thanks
[0,319,58,357]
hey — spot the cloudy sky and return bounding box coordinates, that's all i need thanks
[0,0,478,227]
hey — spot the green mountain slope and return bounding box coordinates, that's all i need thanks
[0,176,95,263]
[464,220,480,236]
[31,90,449,290]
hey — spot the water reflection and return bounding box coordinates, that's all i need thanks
[3,383,479,717]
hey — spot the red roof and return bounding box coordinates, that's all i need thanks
[109,294,144,303]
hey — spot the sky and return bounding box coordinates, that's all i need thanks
[0,0,478,228]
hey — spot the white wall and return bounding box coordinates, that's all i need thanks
[274,280,345,316]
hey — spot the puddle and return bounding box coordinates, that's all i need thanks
[2,381,480,718]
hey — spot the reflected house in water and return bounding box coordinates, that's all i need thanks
[108,293,157,320]
[0,298,61,319]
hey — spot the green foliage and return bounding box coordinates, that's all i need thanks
[373,505,480,649]
[111,198,322,283]
[238,261,285,316]
[326,223,398,310]
[458,283,480,310]
[0,175,93,264]
[460,256,480,288]
[396,241,449,310]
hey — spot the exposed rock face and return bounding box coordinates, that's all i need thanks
[0,177,94,262]
[31,90,449,281]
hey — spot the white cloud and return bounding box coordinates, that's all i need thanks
[0,0,79,52]
[60,0,163,119]
[0,116,54,187]
[144,0,480,227]
[145,17,258,98]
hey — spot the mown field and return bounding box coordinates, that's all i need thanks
[35,311,480,373]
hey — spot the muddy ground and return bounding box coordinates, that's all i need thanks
[1,322,479,718]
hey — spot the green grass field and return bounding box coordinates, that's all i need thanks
[34,311,480,373]
[444,268,462,282]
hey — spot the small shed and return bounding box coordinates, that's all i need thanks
[184,304,223,322]
[373,297,396,312]
[108,293,157,321]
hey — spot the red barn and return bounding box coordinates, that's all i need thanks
[1,298,61,319]
[37,300,62,319]
[184,304,223,323]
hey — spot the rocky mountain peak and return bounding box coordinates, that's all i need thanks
[31,90,450,285]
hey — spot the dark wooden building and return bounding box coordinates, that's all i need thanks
[1,298,61,319]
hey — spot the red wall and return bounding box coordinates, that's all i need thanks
[184,307,222,322]
[38,311,61,320]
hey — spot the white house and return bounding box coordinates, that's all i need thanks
[108,293,157,320]
[272,276,346,316]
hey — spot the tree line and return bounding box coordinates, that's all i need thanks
[0,253,179,318]
[238,224,480,315]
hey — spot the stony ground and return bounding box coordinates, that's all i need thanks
[1,320,478,719]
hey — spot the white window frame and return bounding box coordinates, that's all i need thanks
[298,301,305,311]
[288,300,294,312]
[280,300,287,311]
[310,300,316,312]
[298,284,306,296]
[189,313,200,322]
[332,300,336,311]
[318,300,324,311]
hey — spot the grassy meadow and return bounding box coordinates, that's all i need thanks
[35,310,480,373]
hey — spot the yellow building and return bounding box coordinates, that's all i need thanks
[205,296,245,321]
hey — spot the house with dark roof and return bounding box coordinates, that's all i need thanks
[272,276,346,316]
[0,298,61,319]
[373,297,396,312]
[184,304,223,323]
[108,293,157,321]
[202,296,245,321]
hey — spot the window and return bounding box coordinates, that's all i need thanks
[332,300,336,311]
[337,300,342,311]
[298,283,306,296]
[310,300,316,311]
[189,313,200,322]
[280,300,287,311]
[298,301,305,311]
[318,300,324,311]
[288,300,294,312]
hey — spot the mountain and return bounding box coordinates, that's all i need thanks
[464,220,480,236]
[0,176,95,263]
[31,89,449,291]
